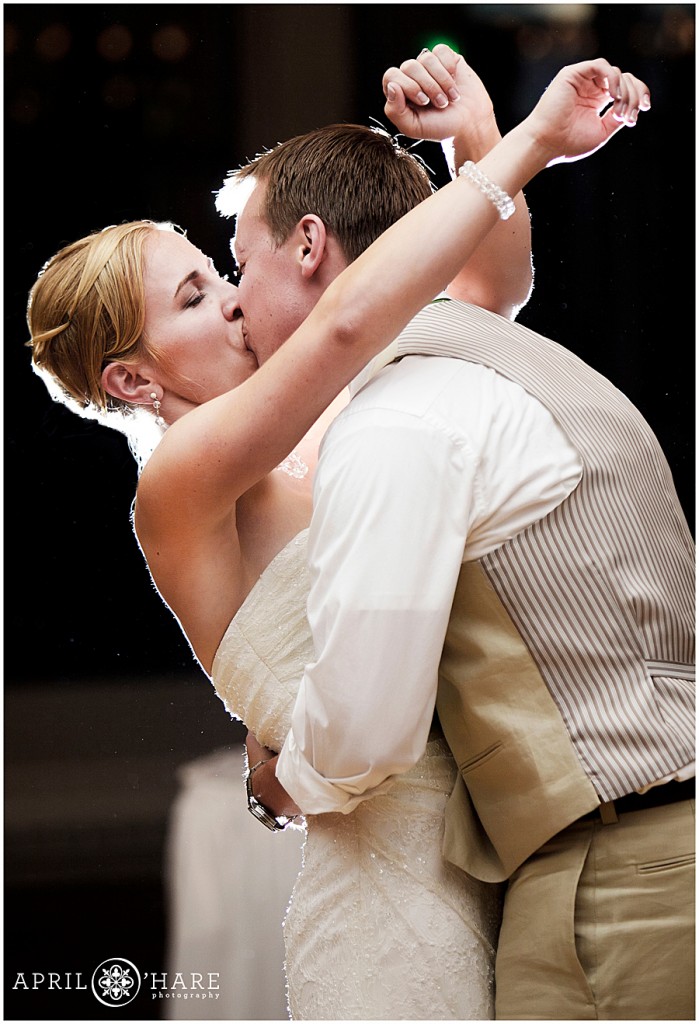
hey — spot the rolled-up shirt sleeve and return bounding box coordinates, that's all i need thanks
[276,401,480,814]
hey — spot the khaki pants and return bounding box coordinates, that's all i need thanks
[495,798,695,1020]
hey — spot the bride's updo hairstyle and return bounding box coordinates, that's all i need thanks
[27,220,177,464]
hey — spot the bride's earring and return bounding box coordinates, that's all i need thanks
[150,391,165,427]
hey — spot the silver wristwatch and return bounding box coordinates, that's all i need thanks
[246,758,298,832]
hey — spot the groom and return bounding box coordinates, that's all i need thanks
[220,49,694,1019]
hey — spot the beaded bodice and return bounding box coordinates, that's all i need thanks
[212,530,311,752]
[210,527,500,1020]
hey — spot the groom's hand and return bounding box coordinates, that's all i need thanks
[245,731,301,819]
[382,44,496,147]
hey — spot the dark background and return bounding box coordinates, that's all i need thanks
[4,4,695,1020]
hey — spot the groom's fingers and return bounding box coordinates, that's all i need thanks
[383,65,440,107]
[383,59,459,109]
[415,46,462,101]
[383,80,409,117]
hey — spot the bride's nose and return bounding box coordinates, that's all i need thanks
[221,281,242,321]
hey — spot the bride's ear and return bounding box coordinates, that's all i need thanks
[297,214,328,279]
[101,361,157,406]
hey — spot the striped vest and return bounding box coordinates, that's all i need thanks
[396,300,695,881]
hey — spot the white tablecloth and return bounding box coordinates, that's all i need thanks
[164,746,304,1020]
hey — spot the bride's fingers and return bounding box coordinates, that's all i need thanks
[610,71,652,126]
[626,72,652,109]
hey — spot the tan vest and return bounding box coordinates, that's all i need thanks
[396,301,695,883]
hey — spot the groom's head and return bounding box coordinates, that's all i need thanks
[216,124,432,365]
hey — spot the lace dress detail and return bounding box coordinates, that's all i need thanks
[212,530,501,1020]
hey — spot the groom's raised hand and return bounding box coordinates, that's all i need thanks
[382,44,497,150]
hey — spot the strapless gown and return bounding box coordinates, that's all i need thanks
[212,529,502,1020]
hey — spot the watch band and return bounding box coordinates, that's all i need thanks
[246,758,299,832]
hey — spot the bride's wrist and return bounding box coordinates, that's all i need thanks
[508,116,561,171]
[475,121,552,201]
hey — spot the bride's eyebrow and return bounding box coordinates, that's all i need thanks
[173,270,200,299]
[173,258,217,299]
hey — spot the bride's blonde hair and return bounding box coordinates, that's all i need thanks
[27,220,179,465]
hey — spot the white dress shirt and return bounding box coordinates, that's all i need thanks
[276,338,583,814]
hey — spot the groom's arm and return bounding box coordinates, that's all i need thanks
[275,400,477,814]
[383,44,533,320]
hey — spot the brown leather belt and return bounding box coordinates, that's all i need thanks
[585,777,695,825]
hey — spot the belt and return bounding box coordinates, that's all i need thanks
[584,777,695,825]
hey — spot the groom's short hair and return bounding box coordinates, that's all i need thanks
[217,123,433,265]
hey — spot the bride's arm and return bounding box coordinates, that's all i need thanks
[137,60,649,526]
[383,44,533,319]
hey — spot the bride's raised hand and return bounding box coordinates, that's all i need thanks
[523,58,651,166]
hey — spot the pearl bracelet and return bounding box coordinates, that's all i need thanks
[457,160,516,221]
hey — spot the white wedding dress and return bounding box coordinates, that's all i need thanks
[212,529,501,1020]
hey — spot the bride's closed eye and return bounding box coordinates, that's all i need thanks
[184,289,206,308]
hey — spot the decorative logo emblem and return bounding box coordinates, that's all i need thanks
[91,958,141,1007]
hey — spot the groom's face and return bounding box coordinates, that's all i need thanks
[233,182,317,366]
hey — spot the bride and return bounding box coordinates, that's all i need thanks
[27,53,649,1019]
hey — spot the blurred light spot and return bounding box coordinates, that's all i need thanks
[9,88,41,124]
[471,3,595,26]
[517,25,553,60]
[5,22,20,56]
[630,6,694,58]
[144,78,193,137]
[516,20,596,61]
[35,23,71,61]
[152,25,190,62]
[97,24,133,62]
[533,4,594,24]
[103,75,138,109]
[420,34,462,53]
[658,5,695,55]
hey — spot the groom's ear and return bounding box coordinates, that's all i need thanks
[296,214,328,279]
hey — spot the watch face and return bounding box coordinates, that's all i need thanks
[246,769,289,830]
[249,795,284,831]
